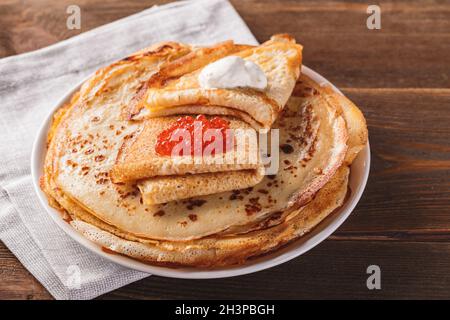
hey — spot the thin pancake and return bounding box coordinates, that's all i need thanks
[110,116,260,183]
[138,167,265,205]
[127,34,302,129]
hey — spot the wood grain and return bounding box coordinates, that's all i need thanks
[0,0,449,299]
[2,240,450,300]
[337,90,450,233]
[0,243,52,300]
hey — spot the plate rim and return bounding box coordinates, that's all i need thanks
[30,65,370,279]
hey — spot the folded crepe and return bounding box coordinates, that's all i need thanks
[110,116,261,182]
[138,167,265,205]
[126,34,303,129]
[110,115,264,204]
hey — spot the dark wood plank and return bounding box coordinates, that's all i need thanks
[0,243,52,300]
[334,89,450,234]
[3,237,450,299]
[233,0,450,88]
[99,240,450,299]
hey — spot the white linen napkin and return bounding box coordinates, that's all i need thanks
[0,0,257,300]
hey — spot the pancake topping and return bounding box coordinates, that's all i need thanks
[198,56,267,90]
[155,115,232,157]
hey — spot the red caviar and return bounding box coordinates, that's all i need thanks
[155,115,232,156]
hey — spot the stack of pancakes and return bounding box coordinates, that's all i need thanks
[41,35,367,267]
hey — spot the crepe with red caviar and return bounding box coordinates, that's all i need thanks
[110,115,264,204]
[110,116,261,182]
[40,36,367,266]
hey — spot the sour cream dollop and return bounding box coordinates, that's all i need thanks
[198,56,267,91]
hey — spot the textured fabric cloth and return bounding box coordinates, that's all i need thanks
[0,0,257,300]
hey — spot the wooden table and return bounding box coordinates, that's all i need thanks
[0,0,449,299]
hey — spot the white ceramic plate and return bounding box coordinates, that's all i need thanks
[31,65,370,279]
